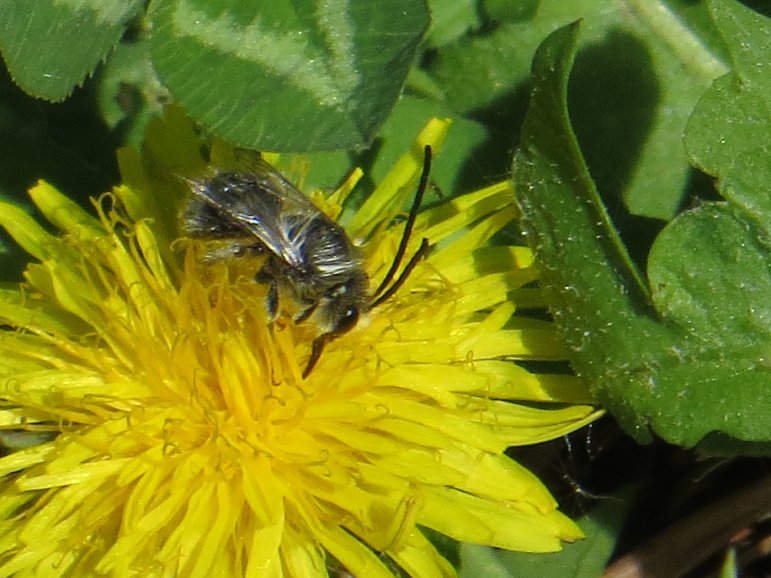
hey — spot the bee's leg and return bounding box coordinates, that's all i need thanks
[303,333,331,379]
[294,301,319,325]
[255,270,279,321]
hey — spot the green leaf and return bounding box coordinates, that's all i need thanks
[514,8,771,450]
[364,96,488,197]
[639,0,771,452]
[685,0,771,231]
[424,0,480,49]
[511,19,652,335]
[480,0,538,24]
[148,0,429,152]
[96,37,168,150]
[649,203,771,350]
[514,21,669,443]
[646,202,771,448]
[426,0,728,220]
[0,0,143,101]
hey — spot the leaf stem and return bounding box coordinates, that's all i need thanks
[624,0,729,80]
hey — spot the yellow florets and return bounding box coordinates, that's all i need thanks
[0,118,598,577]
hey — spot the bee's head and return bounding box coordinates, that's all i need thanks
[331,304,360,335]
[318,275,368,337]
[302,279,366,379]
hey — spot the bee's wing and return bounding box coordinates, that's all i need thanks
[188,161,320,270]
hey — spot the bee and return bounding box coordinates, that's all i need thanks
[182,146,432,378]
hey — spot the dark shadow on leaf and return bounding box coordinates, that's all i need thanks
[0,60,120,280]
[741,0,771,18]
[0,61,119,202]
[569,28,659,218]
[569,29,666,270]
[680,165,721,209]
[456,82,533,193]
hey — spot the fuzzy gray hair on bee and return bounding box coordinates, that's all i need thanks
[182,146,432,378]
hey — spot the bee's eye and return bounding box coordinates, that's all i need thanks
[334,307,359,335]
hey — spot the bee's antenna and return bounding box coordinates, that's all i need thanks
[372,145,432,299]
[371,237,430,309]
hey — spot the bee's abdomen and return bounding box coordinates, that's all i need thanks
[183,197,245,238]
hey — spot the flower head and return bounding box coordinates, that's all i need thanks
[0,114,598,577]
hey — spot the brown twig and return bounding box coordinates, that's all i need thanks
[603,473,771,578]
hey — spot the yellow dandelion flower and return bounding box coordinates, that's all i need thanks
[0,116,599,578]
